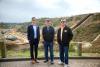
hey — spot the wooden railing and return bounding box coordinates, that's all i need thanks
[71,42,83,56]
[0,40,83,58]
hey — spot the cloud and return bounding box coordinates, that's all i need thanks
[63,0,100,15]
[0,0,100,22]
[34,0,61,9]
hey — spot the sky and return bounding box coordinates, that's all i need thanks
[0,0,100,23]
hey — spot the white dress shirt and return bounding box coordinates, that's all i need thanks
[61,28,63,40]
[33,25,37,39]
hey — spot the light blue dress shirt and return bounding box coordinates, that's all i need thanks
[33,25,37,39]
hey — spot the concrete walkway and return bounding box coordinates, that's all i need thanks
[0,59,100,67]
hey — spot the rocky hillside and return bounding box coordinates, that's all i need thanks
[83,34,100,53]
[73,13,100,42]
[0,12,100,51]
[90,35,100,53]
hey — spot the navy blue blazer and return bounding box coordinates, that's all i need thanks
[27,25,40,43]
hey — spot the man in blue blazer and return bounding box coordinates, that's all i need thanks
[27,17,40,64]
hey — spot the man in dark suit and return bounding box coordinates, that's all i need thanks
[57,19,73,67]
[42,19,54,64]
[27,17,40,64]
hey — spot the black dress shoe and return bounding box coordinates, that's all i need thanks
[35,60,39,63]
[44,60,48,63]
[50,62,54,64]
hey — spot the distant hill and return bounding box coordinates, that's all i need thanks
[0,12,100,42]
[0,14,88,32]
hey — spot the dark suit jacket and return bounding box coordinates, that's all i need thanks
[27,25,40,44]
[42,26,54,42]
[57,26,73,46]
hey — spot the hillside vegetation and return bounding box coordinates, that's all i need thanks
[0,13,100,53]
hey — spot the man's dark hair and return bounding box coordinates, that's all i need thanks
[32,17,36,20]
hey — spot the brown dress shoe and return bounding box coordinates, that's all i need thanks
[31,60,36,64]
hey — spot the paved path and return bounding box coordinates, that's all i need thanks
[0,59,100,67]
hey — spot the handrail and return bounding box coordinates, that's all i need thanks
[71,14,93,31]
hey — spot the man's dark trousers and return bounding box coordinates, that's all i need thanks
[44,41,54,62]
[29,39,38,60]
[59,44,69,64]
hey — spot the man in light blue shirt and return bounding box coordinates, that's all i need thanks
[27,17,40,64]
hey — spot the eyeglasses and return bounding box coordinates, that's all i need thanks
[60,21,65,23]
[45,20,50,22]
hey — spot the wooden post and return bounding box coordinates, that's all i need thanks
[77,43,82,56]
[0,30,7,58]
[0,41,7,58]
